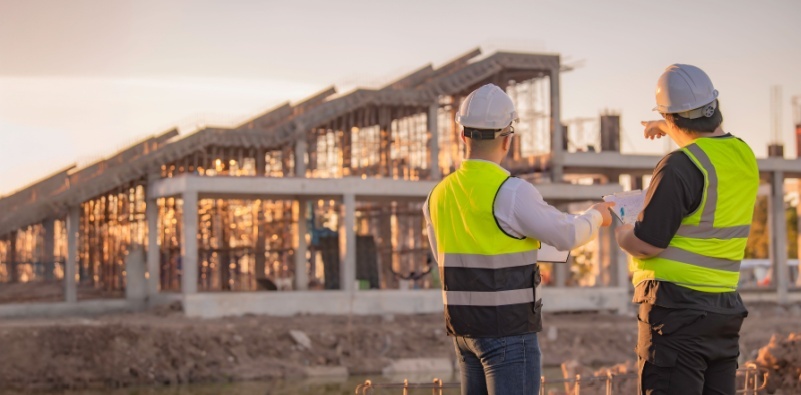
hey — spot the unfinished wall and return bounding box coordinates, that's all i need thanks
[78,181,147,299]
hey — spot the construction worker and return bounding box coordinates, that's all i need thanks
[616,64,759,394]
[423,83,614,395]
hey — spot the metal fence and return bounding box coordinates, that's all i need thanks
[354,364,768,395]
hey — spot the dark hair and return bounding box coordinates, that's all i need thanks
[664,101,723,134]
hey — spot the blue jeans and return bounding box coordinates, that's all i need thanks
[453,332,541,395]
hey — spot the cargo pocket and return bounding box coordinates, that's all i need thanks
[638,344,677,393]
[530,299,543,332]
[647,305,707,336]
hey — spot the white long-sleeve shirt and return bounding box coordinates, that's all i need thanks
[423,160,603,258]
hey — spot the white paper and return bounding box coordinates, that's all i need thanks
[603,190,646,224]
[538,243,570,263]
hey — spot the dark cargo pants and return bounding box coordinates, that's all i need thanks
[637,303,747,395]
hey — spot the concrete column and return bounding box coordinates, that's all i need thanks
[428,103,441,180]
[295,139,308,178]
[340,193,356,291]
[295,200,309,290]
[181,191,199,294]
[8,231,17,283]
[552,206,568,287]
[65,206,79,303]
[769,171,789,304]
[597,222,616,287]
[146,196,160,296]
[797,180,801,287]
[549,68,564,183]
[125,245,147,302]
[42,218,55,280]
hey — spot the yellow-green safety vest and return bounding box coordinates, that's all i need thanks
[428,160,542,337]
[632,136,759,293]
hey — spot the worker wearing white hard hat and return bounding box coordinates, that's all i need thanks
[615,65,759,394]
[424,83,614,395]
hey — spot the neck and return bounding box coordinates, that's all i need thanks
[673,126,726,147]
[466,151,505,165]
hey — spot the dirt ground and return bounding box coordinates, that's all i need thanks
[0,301,799,391]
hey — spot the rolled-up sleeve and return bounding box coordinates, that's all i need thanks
[497,180,602,251]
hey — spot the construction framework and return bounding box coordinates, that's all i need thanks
[0,49,799,317]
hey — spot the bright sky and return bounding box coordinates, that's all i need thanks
[1,0,800,196]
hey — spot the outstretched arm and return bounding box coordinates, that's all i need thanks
[500,180,613,251]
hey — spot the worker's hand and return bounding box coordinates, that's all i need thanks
[589,201,616,227]
[641,120,668,140]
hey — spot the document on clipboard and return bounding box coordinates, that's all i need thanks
[538,243,570,263]
[602,189,646,224]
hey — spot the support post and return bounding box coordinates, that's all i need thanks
[597,222,616,287]
[428,103,441,180]
[769,171,789,304]
[7,231,16,283]
[797,180,801,287]
[340,193,356,292]
[181,191,199,294]
[42,219,55,281]
[65,206,79,303]
[295,200,309,290]
[549,67,564,183]
[295,139,308,178]
[146,194,160,297]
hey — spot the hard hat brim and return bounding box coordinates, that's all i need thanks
[653,90,719,113]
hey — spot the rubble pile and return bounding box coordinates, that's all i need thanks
[753,333,801,394]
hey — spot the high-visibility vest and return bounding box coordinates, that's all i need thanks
[428,160,542,337]
[632,137,759,293]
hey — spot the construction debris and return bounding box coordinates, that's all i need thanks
[753,332,801,394]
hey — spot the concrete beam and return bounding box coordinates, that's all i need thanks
[564,152,801,178]
[0,299,140,319]
[181,191,199,294]
[181,286,630,318]
[148,174,623,202]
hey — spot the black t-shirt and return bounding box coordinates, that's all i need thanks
[632,134,747,314]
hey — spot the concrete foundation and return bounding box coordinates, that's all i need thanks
[181,287,630,318]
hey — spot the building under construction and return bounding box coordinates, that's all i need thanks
[1,49,799,318]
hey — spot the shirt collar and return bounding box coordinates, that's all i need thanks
[461,159,511,176]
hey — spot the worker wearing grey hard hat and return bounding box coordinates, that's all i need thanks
[616,64,759,394]
[424,84,614,395]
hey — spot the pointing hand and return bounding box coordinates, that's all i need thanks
[641,120,668,140]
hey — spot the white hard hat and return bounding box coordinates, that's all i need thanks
[653,64,719,119]
[455,84,519,132]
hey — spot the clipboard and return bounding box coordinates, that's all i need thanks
[538,243,570,263]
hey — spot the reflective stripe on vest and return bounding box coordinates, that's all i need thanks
[428,160,542,337]
[675,145,751,240]
[632,137,758,293]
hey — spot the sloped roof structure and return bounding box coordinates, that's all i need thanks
[0,49,562,236]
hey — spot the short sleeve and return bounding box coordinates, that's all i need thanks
[633,152,704,249]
